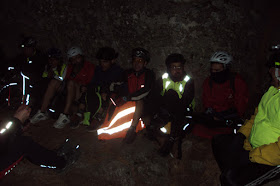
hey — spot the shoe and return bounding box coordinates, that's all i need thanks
[30,110,49,124]
[57,138,80,171]
[53,113,70,129]
[158,137,175,157]
[123,126,137,144]
[70,113,83,129]
[86,119,102,132]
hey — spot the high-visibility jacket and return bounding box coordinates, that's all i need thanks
[238,86,280,166]
[42,64,67,80]
[97,101,145,140]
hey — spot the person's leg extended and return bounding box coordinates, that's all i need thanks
[19,136,66,169]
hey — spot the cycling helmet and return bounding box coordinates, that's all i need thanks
[132,48,150,63]
[21,37,37,48]
[67,46,83,59]
[96,47,119,60]
[47,48,62,59]
[210,51,232,66]
[165,53,186,67]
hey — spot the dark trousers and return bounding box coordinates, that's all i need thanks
[0,136,66,171]
[212,134,280,186]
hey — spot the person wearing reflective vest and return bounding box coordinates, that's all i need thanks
[0,105,80,179]
[30,47,95,129]
[30,48,67,110]
[212,50,280,186]
[147,53,194,157]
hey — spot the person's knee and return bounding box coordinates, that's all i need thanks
[48,79,61,90]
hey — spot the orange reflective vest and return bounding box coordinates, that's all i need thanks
[97,101,145,140]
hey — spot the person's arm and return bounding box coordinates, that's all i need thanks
[249,136,280,166]
[82,62,95,85]
[182,78,195,112]
[234,75,249,117]
[238,108,258,138]
[130,70,155,101]
[0,105,31,139]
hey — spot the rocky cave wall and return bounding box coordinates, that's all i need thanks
[0,0,278,114]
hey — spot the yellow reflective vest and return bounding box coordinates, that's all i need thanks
[161,73,190,99]
[42,64,67,79]
[239,86,280,166]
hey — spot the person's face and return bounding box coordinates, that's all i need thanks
[211,63,224,73]
[169,62,184,81]
[23,47,35,57]
[100,59,113,71]
[69,54,83,64]
[132,57,147,72]
[48,57,59,68]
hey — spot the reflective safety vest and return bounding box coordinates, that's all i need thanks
[161,73,190,99]
[42,64,67,80]
[97,101,145,140]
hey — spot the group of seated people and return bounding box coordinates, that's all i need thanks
[1,36,280,185]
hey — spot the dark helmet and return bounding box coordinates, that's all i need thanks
[132,48,150,63]
[165,53,186,67]
[96,47,119,60]
[21,37,37,48]
[47,48,62,59]
[267,52,280,68]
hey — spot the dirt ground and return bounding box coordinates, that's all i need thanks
[1,114,279,186]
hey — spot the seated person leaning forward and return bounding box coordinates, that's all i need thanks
[30,47,95,128]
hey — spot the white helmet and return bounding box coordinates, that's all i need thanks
[67,46,83,59]
[209,51,232,66]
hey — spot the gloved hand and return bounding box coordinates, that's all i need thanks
[158,137,175,157]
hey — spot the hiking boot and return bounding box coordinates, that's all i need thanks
[70,113,83,129]
[57,139,80,171]
[53,113,70,129]
[86,119,102,132]
[123,126,137,144]
[30,110,49,124]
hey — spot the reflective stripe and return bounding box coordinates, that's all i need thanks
[99,106,135,131]
[161,73,190,99]
[97,120,132,135]
[0,121,13,134]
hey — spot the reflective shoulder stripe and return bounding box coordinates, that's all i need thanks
[162,73,168,79]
